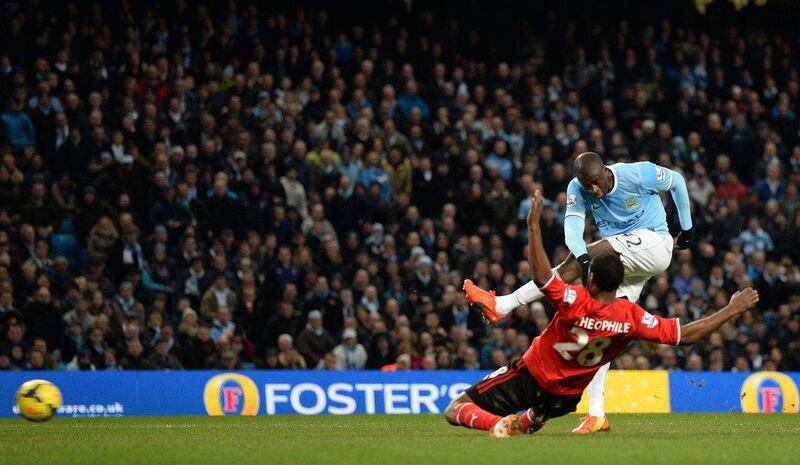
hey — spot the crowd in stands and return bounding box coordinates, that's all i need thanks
[0,1,799,373]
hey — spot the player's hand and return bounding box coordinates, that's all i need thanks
[676,227,694,250]
[577,253,591,287]
[527,190,544,228]
[728,287,759,314]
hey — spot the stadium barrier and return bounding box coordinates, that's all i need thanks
[1,370,797,418]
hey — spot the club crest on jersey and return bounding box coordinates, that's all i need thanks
[641,312,658,328]
[656,167,666,183]
[564,288,577,304]
[567,194,577,207]
[625,197,640,210]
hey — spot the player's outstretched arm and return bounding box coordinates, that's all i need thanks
[679,288,759,344]
[527,190,554,287]
[664,168,694,249]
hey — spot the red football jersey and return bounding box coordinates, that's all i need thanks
[523,275,680,396]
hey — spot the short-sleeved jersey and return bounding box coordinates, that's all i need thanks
[523,275,680,396]
[565,162,673,238]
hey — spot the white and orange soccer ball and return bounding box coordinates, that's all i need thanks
[16,379,62,422]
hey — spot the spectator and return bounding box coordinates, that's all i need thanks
[296,310,335,368]
[687,167,715,206]
[210,306,235,343]
[23,287,63,351]
[754,162,785,202]
[149,338,183,370]
[177,308,205,369]
[333,328,368,370]
[739,217,775,257]
[119,339,154,370]
[1,98,36,151]
[397,81,430,122]
[277,334,306,369]
[200,275,237,321]
[112,282,145,327]
[716,171,748,203]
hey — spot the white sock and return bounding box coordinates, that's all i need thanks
[495,276,549,315]
[587,362,610,418]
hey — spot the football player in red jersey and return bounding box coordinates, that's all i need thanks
[444,190,760,438]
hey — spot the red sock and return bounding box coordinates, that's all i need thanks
[518,408,545,433]
[519,409,533,431]
[518,409,534,430]
[451,403,501,431]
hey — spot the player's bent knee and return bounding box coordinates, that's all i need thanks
[587,239,617,257]
[444,393,471,424]
[444,399,460,424]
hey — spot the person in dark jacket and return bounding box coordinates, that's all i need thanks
[118,338,155,370]
[366,332,396,369]
[205,177,242,238]
[296,310,335,368]
[74,186,116,245]
[150,187,193,241]
[23,287,64,351]
[263,301,301,349]
[148,337,183,370]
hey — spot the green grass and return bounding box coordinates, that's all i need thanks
[0,414,798,465]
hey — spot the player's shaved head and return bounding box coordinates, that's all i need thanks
[574,152,613,198]
[574,152,604,180]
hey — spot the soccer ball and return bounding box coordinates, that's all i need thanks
[16,379,62,422]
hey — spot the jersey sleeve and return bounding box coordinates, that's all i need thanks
[631,305,681,346]
[539,274,590,322]
[638,162,674,194]
[565,179,587,219]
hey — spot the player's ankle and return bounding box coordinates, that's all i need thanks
[495,294,519,314]
[518,409,533,430]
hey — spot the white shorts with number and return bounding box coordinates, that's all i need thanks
[605,229,673,302]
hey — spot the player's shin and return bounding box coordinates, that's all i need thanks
[587,362,610,418]
[447,402,502,431]
[495,269,558,314]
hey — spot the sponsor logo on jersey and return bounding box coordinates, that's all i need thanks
[204,373,260,416]
[740,372,799,414]
[641,312,658,329]
[567,194,577,207]
[656,167,666,183]
[625,197,640,211]
[563,288,577,304]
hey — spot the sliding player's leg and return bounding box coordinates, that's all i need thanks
[464,239,618,322]
[518,377,583,433]
[444,359,534,438]
[444,392,507,433]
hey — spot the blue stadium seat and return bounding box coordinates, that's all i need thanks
[57,218,76,234]
[50,233,80,274]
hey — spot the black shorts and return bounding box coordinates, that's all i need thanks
[464,358,581,420]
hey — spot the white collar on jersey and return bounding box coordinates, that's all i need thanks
[606,165,619,196]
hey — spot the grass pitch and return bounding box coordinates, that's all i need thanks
[0,414,797,465]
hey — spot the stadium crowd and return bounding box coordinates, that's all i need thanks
[0,1,799,373]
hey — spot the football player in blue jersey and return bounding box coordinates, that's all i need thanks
[464,151,694,434]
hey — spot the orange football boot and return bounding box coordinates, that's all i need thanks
[463,279,504,324]
[572,415,611,434]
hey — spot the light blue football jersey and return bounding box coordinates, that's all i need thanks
[564,162,672,238]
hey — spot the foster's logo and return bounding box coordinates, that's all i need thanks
[204,373,260,416]
[740,372,799,414]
